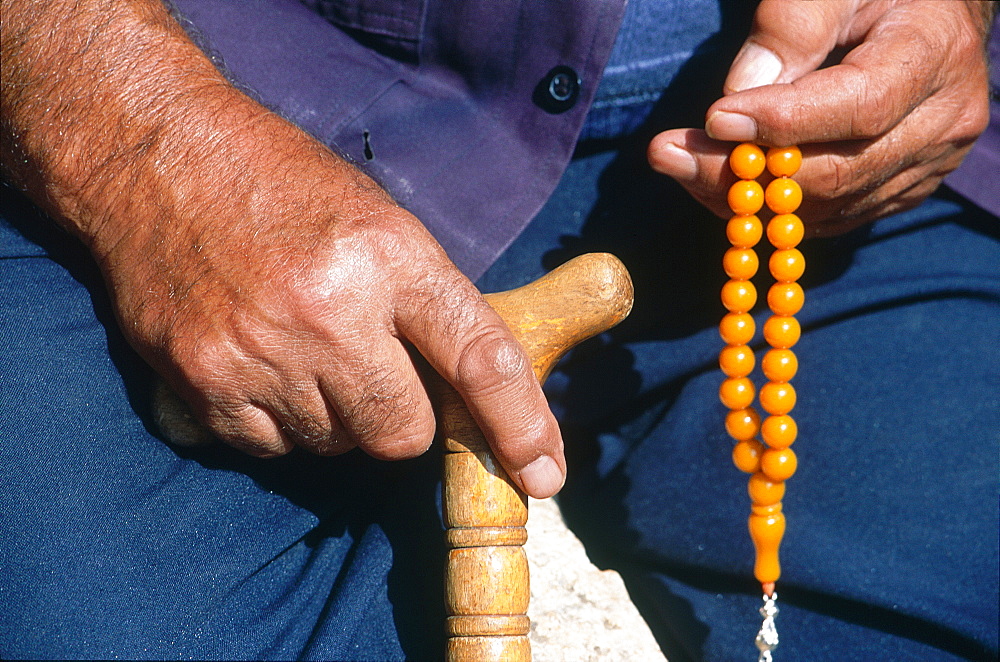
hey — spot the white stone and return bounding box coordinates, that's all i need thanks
[526,496,667,662]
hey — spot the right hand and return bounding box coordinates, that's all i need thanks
[648,0,993,236]
[2,0,566,498]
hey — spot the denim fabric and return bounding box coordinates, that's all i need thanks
[580,0,749,142]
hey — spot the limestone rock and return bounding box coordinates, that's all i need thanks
[526,497,667,662]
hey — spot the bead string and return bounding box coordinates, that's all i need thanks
[720,142,805,661]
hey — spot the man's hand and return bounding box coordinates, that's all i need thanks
[649,0,993,235]
[1,0,565,497]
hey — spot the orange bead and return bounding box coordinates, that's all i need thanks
[728,180,765,216]
[765,177,802,214]
[767,213,804,249]
[763,315,800,348]
[721,279,757,313]
[766,146,802,178]
[760,381,796,415]
[723,247,759,279]
[767,281,805,316]
[727,215,763,248]
[719,312,755,345]
[749,509,785,584]
[761,414,797,448]
[748,471,786,506]
[769,248,805,282]
[720,376,755,410]
[733,438,765,474]
[725,407,761,441]
[761,447,797,482]
[730,142,766,180]
[719,344,755,378]
[761,348,798,383]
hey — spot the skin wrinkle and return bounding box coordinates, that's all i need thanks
[843,169,930,221]
[494,405,562,465]
[23,6,188,212]
[867,16,939,91]
[328,337,432,451]
[314,374,365,454]
[408,283,486,346]
[149,179,433,456]
[458,333,531,392]
[813,39,973,224]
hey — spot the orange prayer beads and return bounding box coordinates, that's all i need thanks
[721,144,805,602]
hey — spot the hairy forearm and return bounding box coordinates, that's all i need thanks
[2,1,224,244]
[0,0,329,260]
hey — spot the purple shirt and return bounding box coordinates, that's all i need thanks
[171,0,997,283]
[171,0,627,280]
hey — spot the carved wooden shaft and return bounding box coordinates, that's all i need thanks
[437,253,633,662]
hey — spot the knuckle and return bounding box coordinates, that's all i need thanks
[365,426,435,460]
[344,366,433,456]
[282,410,338,450]
[841,62,904,140]
[969,99,990,138]
[297,427,355,456]
[204,403,292,456]
[160,321,234,392]
[405,264,481,327]
[361,407,436,460]
[849,92,894,140]
[949,93,991,144]
[454,328,531,397]
[250,441,295,458]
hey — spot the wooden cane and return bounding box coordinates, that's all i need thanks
[434,253,633,662]
[153,252,633,662]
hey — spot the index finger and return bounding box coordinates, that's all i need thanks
[397,268,566,499]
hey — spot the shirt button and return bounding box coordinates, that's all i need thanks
[535,65,581,114]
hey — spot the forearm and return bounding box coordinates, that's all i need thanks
[0,0,347,262]
[2,0,229,249]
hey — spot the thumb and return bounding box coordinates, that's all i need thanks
[723,0,854,94]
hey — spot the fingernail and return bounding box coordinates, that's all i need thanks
[652,142,698,181]
[519,455,565,498]
[728,43,783,93]
[706,111,758,142]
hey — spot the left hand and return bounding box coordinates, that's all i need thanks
[648,0,993,236]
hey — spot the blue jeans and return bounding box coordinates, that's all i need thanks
[481,6,1000,655]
